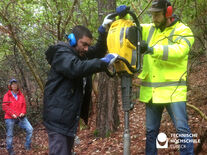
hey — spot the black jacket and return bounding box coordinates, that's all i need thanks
[43,32,107,137]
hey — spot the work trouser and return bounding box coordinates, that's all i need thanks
[145,101,194,155]
[47,130,75,155]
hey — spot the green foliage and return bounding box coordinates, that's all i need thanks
[79,119,88,130]
[93,129,100,137]
[93,129,112,138]
[0,0,114,101]
[174,0,207,56]
[26,104,43,126]
[105,130,112,137]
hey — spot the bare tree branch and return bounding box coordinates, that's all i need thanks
[187,103,207,121]
[0,11,44,93]
[60,0,78,39]
[138,0,153,18]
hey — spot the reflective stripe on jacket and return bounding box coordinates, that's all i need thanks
[139,21,194,103]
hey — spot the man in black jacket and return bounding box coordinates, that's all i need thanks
[43,15,117,155]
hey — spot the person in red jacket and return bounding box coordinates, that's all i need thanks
[2,79,33,155]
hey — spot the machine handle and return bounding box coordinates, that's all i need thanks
[104,55,141,77]
[105,9,142,77]
[105,66,116,77]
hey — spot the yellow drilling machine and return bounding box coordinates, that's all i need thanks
[106,7,142,155]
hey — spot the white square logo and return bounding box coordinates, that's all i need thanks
[156,132,168,148]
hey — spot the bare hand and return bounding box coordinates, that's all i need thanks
[12,114,17,118]
[19,113,25,117]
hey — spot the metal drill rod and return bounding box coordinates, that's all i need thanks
[121,74,132,155]
[123,111,130,155]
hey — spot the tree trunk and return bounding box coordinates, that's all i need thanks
[96,73,120,137]
[96,0,119,137]
[13,44,32,105]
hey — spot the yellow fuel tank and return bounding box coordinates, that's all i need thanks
[107,19,138,74]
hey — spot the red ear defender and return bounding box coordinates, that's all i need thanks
[166,6,173,18]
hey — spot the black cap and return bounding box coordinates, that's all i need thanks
[148,0,168,12]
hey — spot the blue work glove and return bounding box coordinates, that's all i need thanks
[100,53,119,65]
[140,40,153,54]
[98,13,114,33]
[116,5,130,17]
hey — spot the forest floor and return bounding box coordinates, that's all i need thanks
[0,56,207,155]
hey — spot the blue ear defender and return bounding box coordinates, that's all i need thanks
[67,33,77,46]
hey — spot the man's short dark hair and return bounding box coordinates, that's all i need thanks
[72,25,93,41]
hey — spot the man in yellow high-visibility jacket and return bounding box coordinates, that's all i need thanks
[117,0,194,154]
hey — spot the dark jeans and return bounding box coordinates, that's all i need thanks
[145,101,194,155]
[47,130,75,155]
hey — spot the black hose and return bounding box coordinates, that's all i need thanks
[105,67,116,77]
[105,10,142,77]
[117,56,139,73]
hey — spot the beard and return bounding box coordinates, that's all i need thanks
[79,51,87,58]
[75,46,86,58]
[154,18,167,31]
[77,50,87,59]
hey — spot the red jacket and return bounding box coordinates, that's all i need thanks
[2,90,26,119]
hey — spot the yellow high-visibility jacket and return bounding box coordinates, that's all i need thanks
[139,21,194,103]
